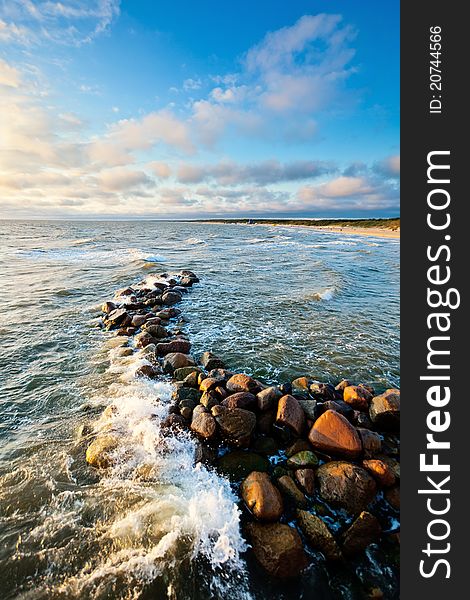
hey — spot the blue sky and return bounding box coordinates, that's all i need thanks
[0,1,399,218]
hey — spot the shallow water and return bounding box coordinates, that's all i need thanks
[0,220,399,599]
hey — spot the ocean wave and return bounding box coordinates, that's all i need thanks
[309,286,339,301]
[185,237,206,245]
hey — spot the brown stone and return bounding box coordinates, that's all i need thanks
[162,352,195,373]
[385,485,400,510]
[156,340,191,356]
[343,385,372,411]
[245,522,308,578]
[316,461,377,514]
[211,405,256,447]
[86,435,119,468]
[102,301,117,314]
[335,379,352,392]
[200,351,225,370]
[131,314,147,328]
[297,510,342,561]
[226,373,260,394]
[241,471,284,521]
[199,377,220,392]
[294,469,315,495]
[191,411,217,440]
[276,475,308,508]
[135,332,156,348]
[257,386,283,411]
[221,391,257,410]
[276,395,305,436]
[369,389,400,430]
[358,428,382,458]
[362,459,396,487]
[341,511,382,556]
[308,410,362,458]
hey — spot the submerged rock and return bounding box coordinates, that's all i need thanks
[245,522,308,578]
[241,471,284,521]
[297,510,342,561]
[308,409,362,459]
[316,461,377,514]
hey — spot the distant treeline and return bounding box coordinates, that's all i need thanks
[187,217,400,230]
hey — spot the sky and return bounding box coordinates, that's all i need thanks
[0,0,400,219]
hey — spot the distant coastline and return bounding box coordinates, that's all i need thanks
[185,217,400,239]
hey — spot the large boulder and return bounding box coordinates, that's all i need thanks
[226,373,260,394]
[245,522,308,578]
[341,511,382,556]
[106,308,129,327]
[276,475,308,508]
[316,461,377,514]
[200,351,225,370]
[369,389,400,430]
[211,405,256,447]
[156,340,191,356]
[241,471,284,521]
[296,510,342,561]
[161,290,183,306]
[308,410,362,459]
[102,301,117,314]
[358,428,382,458]
[343,385,373,411]
[86,435,119,468]
[276,395,305,436]
[162,352,195,373]
[190,411,217,440]
[257,386,283,411]
[173,366,202,381]
[362,459,396,487]
[142,323,168,339]
[221,392,257,410]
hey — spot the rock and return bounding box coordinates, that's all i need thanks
[343,385,372,411]
[221,391,257,410]
[341,511,382,556]
[217,450,270,481]
[154,308,178,320]
[308,410,362,459]
[362,459,396,487]
[276,475,308,508]
[358,428,382,458]
[297,398,318,421]
[102,301,117,314]
[286,450,318,469]
[279,382,292,395]
[377,456,400,480]
[173,386,201,405]
[142,324,168,339]
[199,377,220,392]
[86,435,119,468]
[316,461,377,514]
[173,366,202,381]
[161,290,183,306]
[226,373,260,394]
[285,439,311,457]
[144,316,162,326]
[241,471,284,521]
[135,364,160,379]
[200,391,219,410]
[136,332,157,348]
[369,389,400,430]
[214,385,227,399]
[292,377,311,392]
[257,386,282,411]
[106,308,129,327]
[385,485,400,510]
[211,405,256,447]
[297,510,342,561]
[309,382,336,401]
[114,347,133,357]
[191,411,217,440]
[354,411,374,429]
[156,340,191,356]
[245,522,308,579]
[160,414,186,430]
[295,469,315,495]
[257,410,275,434]
[116,286,134,297]
[208,368,232,381]
[251,436,278,455]
[193,442,217,466]
[162,353,195,373]
[180,406,192,420]
[131,314,147,328]
[320,400,354,420]
[200,351,225,370]
[276,395,305,436]
[335,379,352,392]
[183,371,200,388]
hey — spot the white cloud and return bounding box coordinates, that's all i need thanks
[0,57,21,87]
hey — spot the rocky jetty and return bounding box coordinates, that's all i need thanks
[87,269,400,593]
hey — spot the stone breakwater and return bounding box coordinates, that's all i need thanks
[89,269,400,594]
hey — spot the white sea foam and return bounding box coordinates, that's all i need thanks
[309,286,339,301]
[185,237,206,245]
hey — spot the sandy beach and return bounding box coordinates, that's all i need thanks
[312,226,400,239]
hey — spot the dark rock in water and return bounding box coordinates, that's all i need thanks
[385,485,400,510]
[173,366,202,381]
[200,351,225,370]
[162,352,195,373]
[135,332,156,348]
[257,386,282,412]
[135,364,161,379]
[143,324,168,339]
[214,385,227,399]
[316,461,377,514]
[309,382,336,401]
[276,475,308,508]
[200,391,219,410]
[341,511,382,556]
[226,373,260,394]
[295,468,315,495]
[154,308,180,320]
[161,414,186,430]
[257,410,275,434]
[221,391,257,410]
[211,405,256,447]
[116,286,134,297]
[179,276,195,287]
[194,442,217,465]
[217,450,270,481]
[172,386,201,405]
[276,395,305,436]
[296,397,318,421]
[156,340,191,356]
[106,308,128,327]
[362,459,396,487]
[343,385,373,411]
[354,411,374,429]
[279,382,292,395]
[286,439,311,457]
[251,436,278,455]
[286,450,318,469]
[319,399,354,421]
[199,377,220,392]
[208,368,233,381]
[358,428,382,458]
[369,389,400,430]
[297,510,342,561]
[86,435,119,468]
[179,269,199,281]
[161,290,183,306]
[272,466,289,480]
[191,411,217,440]
[131,314,147,328]
[241,471,284,521]
[308,410,362,459]
[245,522,308,578]
[180,406,192,420]
[102,301,117,314]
